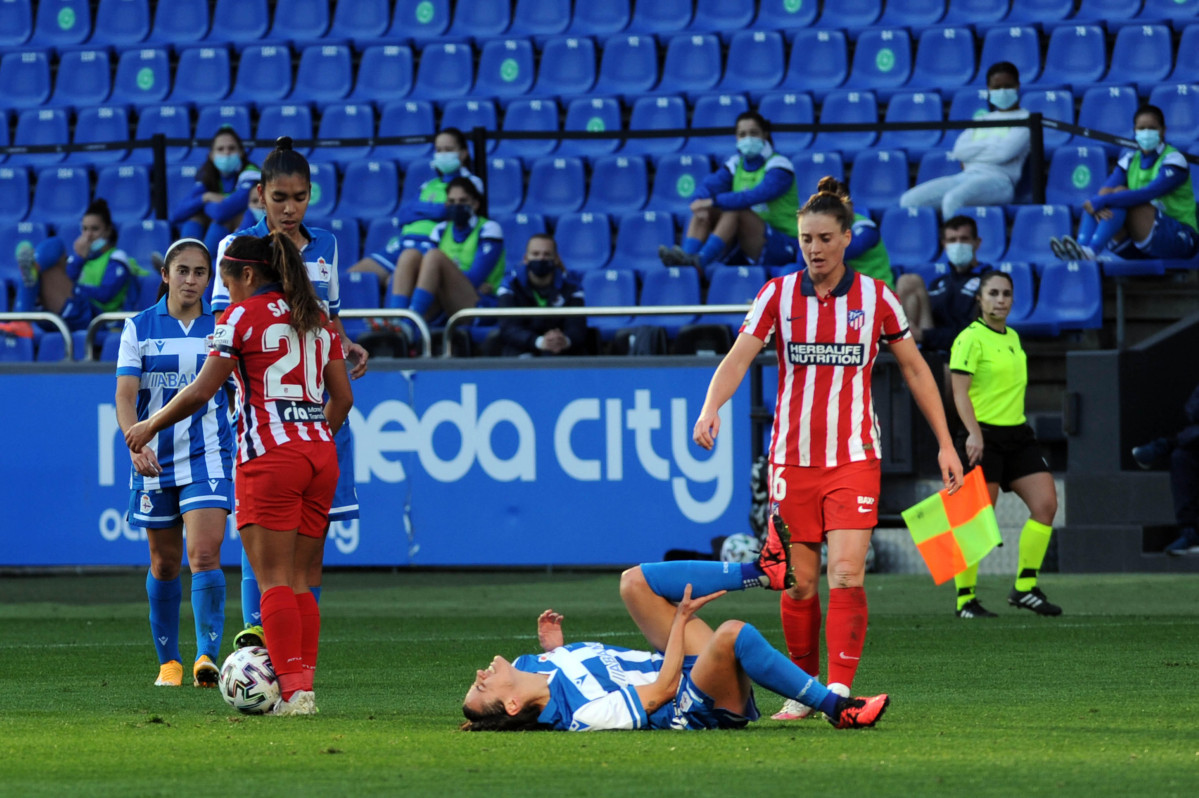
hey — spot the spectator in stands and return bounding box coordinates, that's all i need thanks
[170,126,259,257]
[659,111,798,276]
[384,177,505,324]
[899,62,1029,219]
[490,234,586,357]
[1131,382,1199,556]
[352,128,484,294]
[1051,104,1199,263]
[813,180,895,288]
[896,215,992,352]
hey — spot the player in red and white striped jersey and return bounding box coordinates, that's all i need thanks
[694,177,962,719]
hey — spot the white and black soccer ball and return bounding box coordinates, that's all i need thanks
[720,533,761,564]
[219,646,280,714]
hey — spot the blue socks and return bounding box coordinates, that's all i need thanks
[190,568,225,661]
[385,292,410,310]
[410,287,435,317]
[1089,208,1127,253]
[681,235,704,255]
[697,234,728,267]
[733,623,840,716]
[639,561,766,602]
[147,571,182,665]
[240,548,261,627]
[310,585,322,604]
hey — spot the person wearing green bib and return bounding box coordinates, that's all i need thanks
[1052,104,1199,262]
[169,126,259,257]
[387,177,505,323]
[48,199,142,331]
[659,111,799,277]
[949,271,1061,619]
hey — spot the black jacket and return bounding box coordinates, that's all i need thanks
[495,268,587,355]
[923,263,993,352]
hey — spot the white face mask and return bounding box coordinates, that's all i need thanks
[89,238,109,256]
[945,242,975,267]
[988,88,1018,111]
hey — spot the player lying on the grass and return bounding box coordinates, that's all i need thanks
[460,518,889,732]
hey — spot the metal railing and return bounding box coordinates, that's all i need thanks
[0,311,74,360]
[84,312,134,359]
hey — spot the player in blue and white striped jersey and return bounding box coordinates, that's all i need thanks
[115,239,234,689]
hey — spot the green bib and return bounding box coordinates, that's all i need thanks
[438,220,506,291]
[78,249,145,313]
[732,155,799,237]
[1127,144,1197,232]
[848,213,894,288]
[401,178,450,237]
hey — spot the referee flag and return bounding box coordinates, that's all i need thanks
[902,467,1002,585]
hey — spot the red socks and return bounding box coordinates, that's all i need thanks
[825,586,868,688]
[296,590,320,692]
[261,586,304,699]
[779,592,822,680]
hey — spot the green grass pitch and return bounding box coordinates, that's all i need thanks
[1,570,1197,797]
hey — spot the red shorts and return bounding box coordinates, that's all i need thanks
[770,459,881,543]
[236,441,339,539]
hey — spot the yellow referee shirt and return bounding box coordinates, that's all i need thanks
[949,319,1027,426]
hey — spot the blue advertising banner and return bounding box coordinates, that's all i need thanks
[0,363,751,567]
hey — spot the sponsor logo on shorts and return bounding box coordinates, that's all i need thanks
[786,342,865,366]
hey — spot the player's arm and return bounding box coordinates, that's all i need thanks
[633,585,724,713]
[116,375,161,478]
[537,610,565,652]
[890,335,963,492]
[125,356,238,452]
[322,340,354,436]
[693,333,764,450]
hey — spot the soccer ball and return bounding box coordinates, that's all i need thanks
[720,533,761,563]
[219,646,280,714]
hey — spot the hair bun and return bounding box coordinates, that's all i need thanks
[816,176,844,195]
[275,136,293,151]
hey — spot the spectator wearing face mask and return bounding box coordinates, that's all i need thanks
[896,215,992,353]
[170,126,260,256]
[491,234,586,357]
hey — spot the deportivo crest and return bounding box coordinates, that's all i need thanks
[847,309,865,331]
[317,258,330,281]
[140,493,153,513]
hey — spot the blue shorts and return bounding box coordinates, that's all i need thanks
[329,422,359,522]
[658,656,760,730]
[128,479,233,529]
[367,235,436,272]
[761,224,799,266]
[1132,210,1199,260]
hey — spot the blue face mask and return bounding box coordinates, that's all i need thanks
[736,136,766,159]
[988,88,1019,111]
[248,207,266,223]
[447,203,474,227]
[1135,129,1162,152]
[945,242,975,267]
[213,154,241,175]
[433,152,461,175]
[89,238,109,256]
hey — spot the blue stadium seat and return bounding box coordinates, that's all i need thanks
[660,34,722,97]
[690,0,756,35]
[533,36,598,98]
[335,159,401,220]
[448,0,511,39]
[996,261,1035,325]
[594,35,659,98]
[316,104,374,166]
[0,0,33,47]
[792,151,846,196]
[522,157,586,220]
[814,91,879,160]
[758,92,815,155]
[782,29,848,99]
[1015,259,1102,335]
[329,0,389,39]
[320,217,359,265]
[877,90,944,159]
[268,0,330,44]
[340,271,381,310]
[509,0,571,38]
[1022,88,1075,152]
[719,30,785,96]
[399,159,436,206]
[1039,25,1107,90]
[648,154,712,218]
[584,154,648,215]
[149,0,209,44]
[253,105,314,161]
[948,87,990,124]
[0,336,34,362]
[640,267,701,335]
[292,44,352,103]
[688,94,750,159]
[483,157,524,216]
[409,42,474,103]
[362,216,403,264]
[118,219,170,268]
[612,210,675,275]
[475,39,535,102]
[815,0,882,27]
[12,109,69,168]
[165,164,199,215]
[31,0,90,48]
[111,49,170,107]
[0,109,8,165]
[194,104,252,144]
[207,0,269,44]
[1070,0,1141,23]
[957,205,1008,263]
[914,148,960,187]
[1109,24,1173,93]
[389,0,451,40]
[568,0,630,37]
[977,26,1041,86]
[34,333,68,362]
[305,161,340,219]
[32,165,90,232]
[880,206,940,268]
[701,265,767,331]
[554,212,613,271]
[0,51,51,110]
[49,49,112,110]
[1077,85,1139,158]
[439,99,498,153]
[909,27,975,92]
[131,271,163,310]
[229,44,294,105]
[1005,0,1072,25]
[1003,205,1071,264]
[622,95,686,157]
[92,0,150,46]
[756,0,819,35]
[492,212,546,261]
[1142,0,1199,20]
[95,165,151,223]
[495,99,559,162]
[374,100,434,164]
[0,168,32,223]
[169,47,232,106]
[849,29,912,97]
[941,0,1009,25]
[627,0,692,34]
[1046,146,1108,211]
[582,268,636,339]
[559,97,622,159]
[351,45,413,107]
[849,150,910,211]
[879,0,946,27]
[1148,84,1199,149]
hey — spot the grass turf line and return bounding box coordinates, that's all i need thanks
[0,571,1196,797]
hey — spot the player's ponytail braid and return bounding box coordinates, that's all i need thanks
[799,176,854,232]
[267,232,325,335]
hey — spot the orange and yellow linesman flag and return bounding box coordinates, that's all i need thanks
[901,467,1002,585]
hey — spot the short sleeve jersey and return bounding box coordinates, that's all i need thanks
[949,319,1027,426]
[210,218,340,316]
[740,268,911,467]
[209,286,345,461]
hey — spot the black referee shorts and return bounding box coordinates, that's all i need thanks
[956,423,1050,492]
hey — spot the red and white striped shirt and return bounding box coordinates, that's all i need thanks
[210,287,344,462]
[741,268,910,467]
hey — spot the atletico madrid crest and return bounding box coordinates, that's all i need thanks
[847,309,865,331]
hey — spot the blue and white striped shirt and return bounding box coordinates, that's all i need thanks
[117,295,234,491]
[210,218,341,315]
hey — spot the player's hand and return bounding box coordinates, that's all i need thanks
[345,341,369,380]
[131,446,161,478]
[965,432,984,467]
[939,447,965,495]
[73,234,91,258]
[693,410,721,450]
[125,420,155,453]
[1082,200,1096,217]
[676,584,725,622]
[537,609,564,651]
